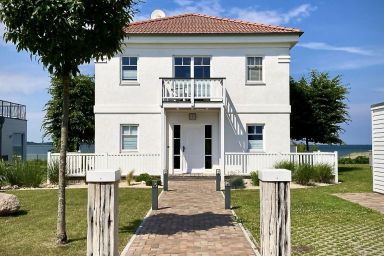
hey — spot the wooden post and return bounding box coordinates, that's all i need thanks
[259,169,291,256]
[87,169,120,256]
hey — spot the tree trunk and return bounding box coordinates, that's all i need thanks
[305,138,309,152]
[57,74,70,244]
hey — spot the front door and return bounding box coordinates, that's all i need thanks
[181,125,205,173]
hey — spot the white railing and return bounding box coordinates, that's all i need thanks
[225,152,338,183]
[161,78,224,103]
[47,152,161,177]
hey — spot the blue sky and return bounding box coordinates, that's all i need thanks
[0,0,383,144]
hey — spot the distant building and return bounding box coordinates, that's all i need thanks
[0,100,27,161]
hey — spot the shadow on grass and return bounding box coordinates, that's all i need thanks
[67,236,86,244]
[339,165,367,173]
[120,219,143,234]
[231,206,241,210]
[1,209,29,217]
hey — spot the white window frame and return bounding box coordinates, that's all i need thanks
[120,124,139,152]
[120,56,139,86]
[247,124,265,152]
[173,56,211,78]
[246,56,265,85]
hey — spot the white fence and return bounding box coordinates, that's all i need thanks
[225,152,338,183]
[48,152,161,177]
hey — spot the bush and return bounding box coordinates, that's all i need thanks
[293,164,313,185]
[0,160,8,187]
[313,164,333,183]
[230,176,245,189]
[250,171,259,186]
[3,159,46,187]
[47,160,60,184]
[274,161,296,172]
[126,170,134,186]
[339,156,369,164]
[135,173,152,183]
[145,177,161,187]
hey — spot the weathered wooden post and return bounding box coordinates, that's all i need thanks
[259,169,291,256]
[86,169,120,256]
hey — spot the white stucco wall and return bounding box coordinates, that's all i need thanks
[94,34,296,160]
[1,118,27,160]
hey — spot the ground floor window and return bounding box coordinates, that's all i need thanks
[173,125,181,169]
[247,124,264,150]
[12,133,24,158]
[121,125,138,151]
[205,125,212,168]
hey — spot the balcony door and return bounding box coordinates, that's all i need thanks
[173,57,211,99]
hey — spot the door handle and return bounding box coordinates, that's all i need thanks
[182,146,185,152]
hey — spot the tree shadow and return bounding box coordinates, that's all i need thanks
[120,219,143,234]
[67,236,86,243]
[231,206,241,210]
[136,212,236,235]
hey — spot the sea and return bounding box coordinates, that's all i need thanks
[316,144,372,158]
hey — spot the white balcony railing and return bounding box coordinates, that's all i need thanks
[161,78,224,103]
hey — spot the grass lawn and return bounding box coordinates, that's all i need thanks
[233,164,384,255]
[0,187,151,256]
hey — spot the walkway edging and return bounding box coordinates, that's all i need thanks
[220,191,261,256]
[120,190,164,256]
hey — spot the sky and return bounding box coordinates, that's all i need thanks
[0,0,383,144]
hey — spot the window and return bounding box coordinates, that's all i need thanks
[121,125,138,151]
[12,133,24,158]
[121,57,137,81]
[205,125,212,169]
[247,125,264,150]
[247,57,263,81]
[194,57,210,78]
[173,125,181,169]
[174,57,191,78]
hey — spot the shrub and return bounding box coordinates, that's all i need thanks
[135,173,152,183]
[230,176,245,189]
[126,170,134,186]
[145,177,161,187]
[250,171,259,186]
[313,164,333,183]
[47,160,60,184]
[274,161,296,172]
[4,159,46,187]
[293,164,313,185]
[338,156,369,164]
[0,160,8,187]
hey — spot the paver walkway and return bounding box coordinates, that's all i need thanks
[123,179,256,256]
[334,192,384,214]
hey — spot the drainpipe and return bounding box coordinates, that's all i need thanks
[0,117,4,159]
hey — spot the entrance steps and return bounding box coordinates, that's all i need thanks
[169,173,216,181]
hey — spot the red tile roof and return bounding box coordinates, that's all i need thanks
[125,13,302,35]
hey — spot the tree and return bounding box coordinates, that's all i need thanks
[0,0,135,244]
[290,70,349,151]
[43,75,95,152]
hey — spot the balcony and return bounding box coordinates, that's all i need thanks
[161,78,225,106]
[0,100,26,120]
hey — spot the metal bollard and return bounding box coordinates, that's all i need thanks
[152,180,158,210]
[225,180,231,209]
[216,169,221,191]
[163,169,168,191]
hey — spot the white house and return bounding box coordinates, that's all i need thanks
[0,100,27,161]
[371,102,384,194]
[94,13,303,175]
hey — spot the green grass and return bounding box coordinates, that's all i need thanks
[0,188,151,256]
[233,164,384,255]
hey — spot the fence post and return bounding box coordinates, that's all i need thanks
[86,169,120,256]
[334,151,338,184]
[259,169,291,256]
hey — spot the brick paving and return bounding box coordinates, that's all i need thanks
[334,192,384,214]
[123,179,256,256]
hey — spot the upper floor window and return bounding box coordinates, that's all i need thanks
[122,57,137,81]
[247,57,263,81]
[174,57,211,78]
[121,125,138,151]
[247,124,264,150]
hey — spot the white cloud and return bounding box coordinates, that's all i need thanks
[298,42,374,56]
[229,4,315,24]
[0,72,49,95]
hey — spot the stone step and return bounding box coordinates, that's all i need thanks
[169,174,216,181]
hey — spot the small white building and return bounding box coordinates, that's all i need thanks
[371,102,384,194]
[0,100,27,161]
[94,13,303,174]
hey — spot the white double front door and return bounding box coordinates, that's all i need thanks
[178,125,205,173]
